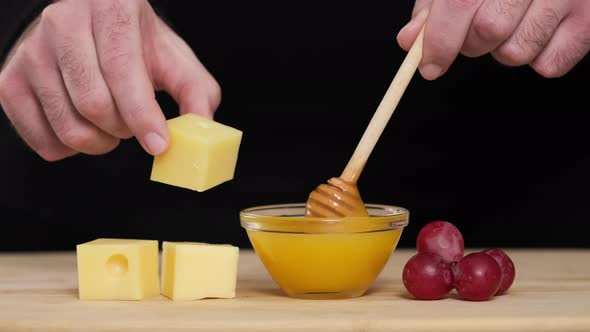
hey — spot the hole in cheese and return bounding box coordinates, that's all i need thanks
[106,254,128,276]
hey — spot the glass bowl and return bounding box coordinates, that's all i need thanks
[240,203,409,299]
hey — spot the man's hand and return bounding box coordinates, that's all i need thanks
[397,0,590,80]
[0,0,220,161]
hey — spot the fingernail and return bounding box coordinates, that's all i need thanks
[420,64,443,80]
[399,7,430,35]
[202,107,215,120]
[145,132,168,155]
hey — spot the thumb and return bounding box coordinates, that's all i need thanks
[151,28,221,120]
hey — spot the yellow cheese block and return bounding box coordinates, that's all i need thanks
[76,239,160,300]
[150,114,243,192]
[161,241,239,301]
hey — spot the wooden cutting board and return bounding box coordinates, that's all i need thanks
[0,249,588,331]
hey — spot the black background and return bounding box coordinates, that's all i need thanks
[1,1,589,251]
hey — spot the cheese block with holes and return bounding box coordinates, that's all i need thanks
[76,239,160,300]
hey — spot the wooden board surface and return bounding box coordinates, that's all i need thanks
[0,249,589,331]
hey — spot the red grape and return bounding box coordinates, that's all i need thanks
[417,221,464,264]
[402,252,453,300]
[483,249,516,295]
[453,252,502,301]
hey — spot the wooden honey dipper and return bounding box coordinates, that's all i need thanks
[305,27,426,217]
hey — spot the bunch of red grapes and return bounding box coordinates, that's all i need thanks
[402,221,516,301]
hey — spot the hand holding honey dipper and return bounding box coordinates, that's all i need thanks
[305,27,426,218]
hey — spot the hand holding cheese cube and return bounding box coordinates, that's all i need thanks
[162,242,239,301]
[150,114,242,192]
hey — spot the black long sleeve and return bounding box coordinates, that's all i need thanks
[0,0,51,66]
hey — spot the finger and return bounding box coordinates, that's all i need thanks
[397,4,431,52]
[530,15,590,78]
[22,19,120,155]
[492,0,571,66]
[150,22,221,119]
[461,0,532,57]
[0,65,76,161]
[91,0,169,156]
[419,0,485,80]
[44,2,132,139]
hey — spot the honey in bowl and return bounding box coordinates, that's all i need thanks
[240,203,408,299]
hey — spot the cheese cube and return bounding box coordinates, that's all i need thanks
[161,242,239,301]
[76,239,160,300]
[150,114,242,192]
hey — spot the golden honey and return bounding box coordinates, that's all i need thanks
[240,204,408,299]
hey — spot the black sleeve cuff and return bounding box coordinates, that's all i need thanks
[0,0,52,66]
